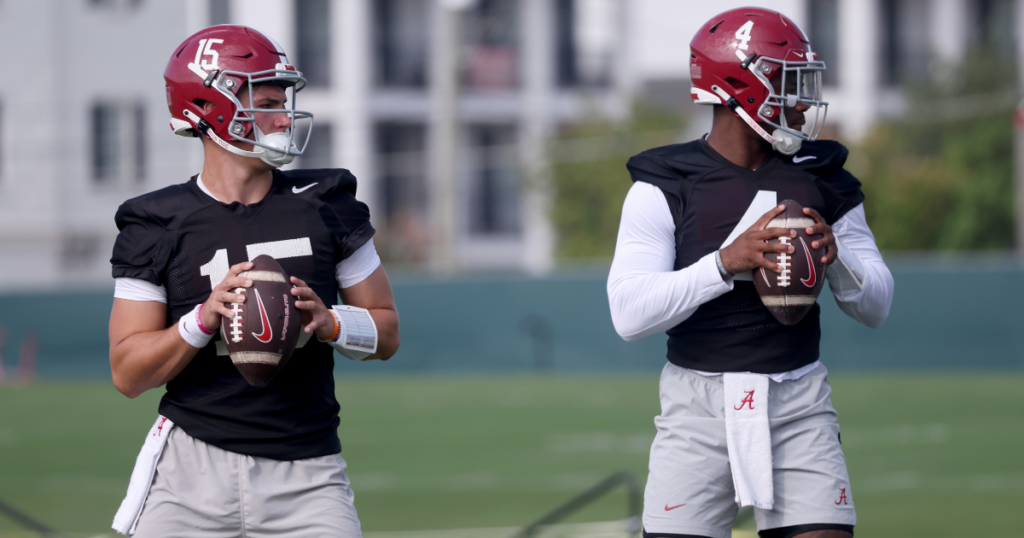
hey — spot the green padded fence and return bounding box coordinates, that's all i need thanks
[0,258,1021,378]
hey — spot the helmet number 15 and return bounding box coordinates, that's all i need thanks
[194,38,223,71]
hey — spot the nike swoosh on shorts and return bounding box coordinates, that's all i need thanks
[792,155,816,163]
[292,183,318,194]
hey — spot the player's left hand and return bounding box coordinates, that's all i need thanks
[290,276,336,340]
[802,207,837,265]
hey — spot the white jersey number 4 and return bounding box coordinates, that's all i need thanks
[720,190,777,281]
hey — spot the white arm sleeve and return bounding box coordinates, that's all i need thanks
[607,182,734,342]
[335,238,382,289]
[114,277,168,303]
[825,204,894,328]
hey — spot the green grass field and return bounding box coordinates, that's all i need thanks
[1,374,1022,537]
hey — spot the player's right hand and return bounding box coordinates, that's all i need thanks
[719,204,796,275]
[200,261,254,331]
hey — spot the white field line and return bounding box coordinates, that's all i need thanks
[363,520,758,538]
[0,525,757,538]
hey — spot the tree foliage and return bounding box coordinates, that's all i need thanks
[550,103,685,259]
[852,49,1017,251]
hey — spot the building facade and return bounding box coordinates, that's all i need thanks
[0,0,1021,291]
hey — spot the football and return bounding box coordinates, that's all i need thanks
[752,200,826,326]
[221,255,301,386]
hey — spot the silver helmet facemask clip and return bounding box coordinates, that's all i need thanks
[212,68,314,167]
[749,55,828,155]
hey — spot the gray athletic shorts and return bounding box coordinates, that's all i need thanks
[133,427,362,538]
[643,363,855,538]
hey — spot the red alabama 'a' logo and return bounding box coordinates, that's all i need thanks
[835,487,848,505]
[251,289,274,343]
[734,390,756,410]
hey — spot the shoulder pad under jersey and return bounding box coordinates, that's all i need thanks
[114,181,205,232]
[789,141,865,224]
[786,139,850,177]
[275,168,374,261]
[274,168,359,201]
[625,140,719,195]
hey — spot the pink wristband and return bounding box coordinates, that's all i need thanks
[195,303,216,335]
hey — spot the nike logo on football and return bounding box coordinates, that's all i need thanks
[251,289,274,343]
[799,236,817,287]
[792,155,816,163]
[664,503,686,511]
[292,182,318,194]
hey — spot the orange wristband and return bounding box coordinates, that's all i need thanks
[326,310,341,342]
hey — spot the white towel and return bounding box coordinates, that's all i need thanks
[723,373,774,509]
[112,416,175,536]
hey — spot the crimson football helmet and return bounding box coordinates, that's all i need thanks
[164,25,312,167]
[690,8,827,155]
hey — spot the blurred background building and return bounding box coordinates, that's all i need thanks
[0,0,1022,290]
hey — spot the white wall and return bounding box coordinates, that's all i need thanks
[0,0,192,291]
[631,0,806,81]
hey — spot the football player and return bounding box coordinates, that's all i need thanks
[107,26,399,537]
[607,8,893,538]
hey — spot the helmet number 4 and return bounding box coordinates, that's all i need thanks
[735,21,754,50]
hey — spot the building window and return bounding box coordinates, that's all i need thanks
[464,0,519,91]
[0,100,4,183]
[972,0,1015,55]
[881,0,931,86]
[91,100,146,185]
[295,0,331,87]
[374,0,430,88]
[556,0,615,87]
[807,0,839,86]
[301,123,333,169]
[92,104,120,183]
[467,125,519,235]
[61,234,101,269]
[87,0,143,9]
[377,123,428,261]
[209,0,230,25]
[133,103,146,183]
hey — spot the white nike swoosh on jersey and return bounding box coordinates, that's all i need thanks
[292,183,318,194]
[792,155,816,163]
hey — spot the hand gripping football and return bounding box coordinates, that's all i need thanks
[221,255,301,386]
[752,200,826,326]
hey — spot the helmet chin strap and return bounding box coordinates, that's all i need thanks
[710,86,803,156]
[253,125,297,167]
[184,110,297,168]
[205,125,296,168]
[770,129,802,155]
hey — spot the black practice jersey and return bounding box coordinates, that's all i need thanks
[111,169,374,460]
[626,138,864,373]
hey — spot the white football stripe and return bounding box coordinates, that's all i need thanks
[239,270,286,283]
[767,218,815,229]
[230,351,283,365]
[760,296,818,306]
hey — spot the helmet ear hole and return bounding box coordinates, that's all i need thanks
[725,77,749,91]
[193,99,215,113]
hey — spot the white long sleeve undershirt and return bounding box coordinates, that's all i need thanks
[607,181,894,378]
